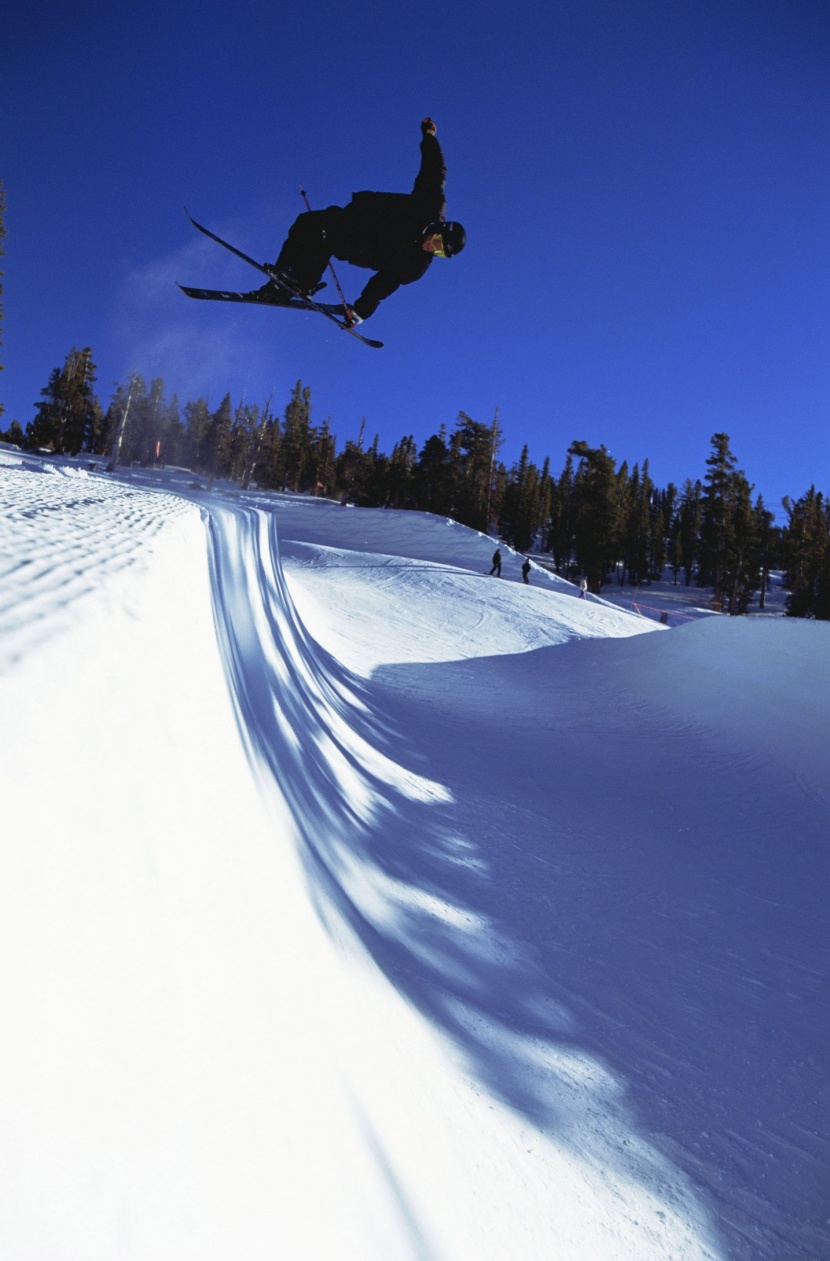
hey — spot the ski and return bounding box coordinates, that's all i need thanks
[182,209,384,348]
[178,283,337,309]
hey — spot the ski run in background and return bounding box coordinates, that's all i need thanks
[1,450,828,1261]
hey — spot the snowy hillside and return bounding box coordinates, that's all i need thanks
[1,454,828,1261]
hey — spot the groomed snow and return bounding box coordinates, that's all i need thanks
[1,456,827,1260]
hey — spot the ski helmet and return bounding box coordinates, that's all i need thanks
[423,221,467,257]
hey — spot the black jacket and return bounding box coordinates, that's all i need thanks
[333,133,447,320]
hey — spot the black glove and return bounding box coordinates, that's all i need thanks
[421,117,436,136]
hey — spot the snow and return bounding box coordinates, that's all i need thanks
[1,454,828,1261]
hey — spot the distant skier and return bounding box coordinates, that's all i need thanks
[264,118,466,326]
[578,577,588,598]
[522,558,531,584]
[489,548,502,577]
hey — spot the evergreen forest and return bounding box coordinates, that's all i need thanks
[2,347,829,619]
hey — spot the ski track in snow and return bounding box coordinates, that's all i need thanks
[0,460,192,672]
[1,458,828,1261]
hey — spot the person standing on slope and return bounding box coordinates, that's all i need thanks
[264,118,466,326]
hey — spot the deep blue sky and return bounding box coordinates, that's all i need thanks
[2,0,828,513]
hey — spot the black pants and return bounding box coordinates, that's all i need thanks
[275,208,343,293]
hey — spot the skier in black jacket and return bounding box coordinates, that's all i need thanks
[268,118,465,325]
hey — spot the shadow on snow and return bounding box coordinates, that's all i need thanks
[205,504,828,1261]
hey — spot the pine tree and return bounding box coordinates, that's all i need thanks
[357,435,391,506]
[182,397,211,470]
[251,393,282,491]
[538,456,552,547]
[308,415,336,496]
[415,427,453,515]
[242,391,274,490]
[782,487,830,618]
[724,471,761,614]
[203,393,234,482]
[0,419,23,446]
[620,459,662,586]
[448,410,502,533]
[144,379,169,465]
[698,434,733,602]
[336,437,372,504]
[672,478,701,585]
[158,393,186,466]
[222,401,251,483]
[384,435,416,507]
[615,462,634,584]
[546,453,575,575]
[104,374,141,471]
[280,380,312,491]
[26,348,102,454]
[117,377,167,465]
[104,375,174,467]
[500,444,542,553]
[634,459,654,583]
[697,433,760,612]
[753,494,778,611]
[650,482,675,580]
[568,441,621,592]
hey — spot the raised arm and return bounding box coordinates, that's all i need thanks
[411,117,447,221]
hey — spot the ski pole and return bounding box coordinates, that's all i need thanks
[299,185,351,316]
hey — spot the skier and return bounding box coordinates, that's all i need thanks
[522,558,531,584]
[264,118,466,326]
[489,548,502,577]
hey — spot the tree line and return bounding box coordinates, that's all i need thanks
[2,346,829,619]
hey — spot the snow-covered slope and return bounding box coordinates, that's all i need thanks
[1,459,827,1261]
